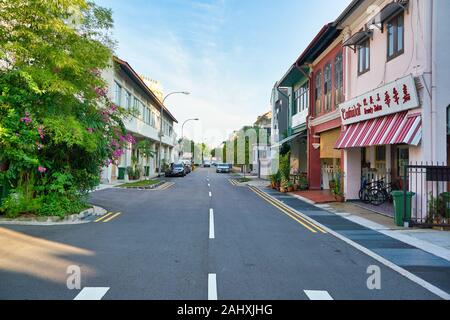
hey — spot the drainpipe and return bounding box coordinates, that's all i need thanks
[431,0,437,162]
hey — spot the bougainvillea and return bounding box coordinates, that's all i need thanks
[0,0,132,217]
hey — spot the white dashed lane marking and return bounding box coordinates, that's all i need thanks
[74,287,110,300]
[208,274,218,300]
[304,290,333,300]
[209,209,215,239]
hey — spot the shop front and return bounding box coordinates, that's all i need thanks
[308,113,343,191]
[336,74,422,200]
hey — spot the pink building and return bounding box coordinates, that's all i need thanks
[333,0,450,204]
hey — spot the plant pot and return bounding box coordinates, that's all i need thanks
[293,184,299,191]
[280,187,287,193]
[334,194,345,202]
[288,186,294,192]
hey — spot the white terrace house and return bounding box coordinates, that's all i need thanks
[101,56,178,183]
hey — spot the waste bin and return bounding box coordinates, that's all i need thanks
[441,192,450,218]
[391,191,415,227]
[118,167,126,180]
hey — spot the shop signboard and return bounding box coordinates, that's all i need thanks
[339,74,419,126]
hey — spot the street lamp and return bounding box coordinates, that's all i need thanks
[180,118,199,161]
[158,91,190,177]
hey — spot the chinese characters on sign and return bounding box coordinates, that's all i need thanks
[339,75,419,126]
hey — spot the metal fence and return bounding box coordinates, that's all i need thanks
[404,162,450,227]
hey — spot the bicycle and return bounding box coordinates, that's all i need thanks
[368,179,393,206]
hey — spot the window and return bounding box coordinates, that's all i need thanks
[294,82,309,116]
[293,90,298,115]
[334,52,344,104]
[125,91,132,110]
[387,13,404,60]
[314,71,322,115]
[133,96,138,111]
[114,81,122,105]
[358,38,370,75]
[151,111,156,127]
[324,63,332,111]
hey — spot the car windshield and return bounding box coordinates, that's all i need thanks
[218,164,228,168]
[173,164,184,168]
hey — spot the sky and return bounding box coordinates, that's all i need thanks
[96,0,351,147]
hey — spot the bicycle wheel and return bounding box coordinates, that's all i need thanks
[369,188,386,206]
[359,188,370,204]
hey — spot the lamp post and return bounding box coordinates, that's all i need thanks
[180,118,199,163]
[158,91,189,177]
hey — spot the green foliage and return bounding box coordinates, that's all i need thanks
[279,151,291,182]
[331,169,344,196]
[0,0,129,217]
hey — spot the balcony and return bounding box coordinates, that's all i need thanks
[124,117,175,147]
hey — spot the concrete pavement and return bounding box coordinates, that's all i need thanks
[0,168,444,300]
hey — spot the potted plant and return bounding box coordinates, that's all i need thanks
[269,174,277,189]
[428,193,446,227]
[331,170,345,202]
[298,175,308,191]
[329,178,336,191]
[280,178,289,193]
[287,181,294,192]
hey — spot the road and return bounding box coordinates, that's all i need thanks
[0,168,441,299]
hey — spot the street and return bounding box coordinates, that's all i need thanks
[0,168,441,300]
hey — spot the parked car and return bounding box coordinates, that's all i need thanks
[183,163,191,174]
[216,163,231,173]
[181,160,192,174]
[165,163,186,177]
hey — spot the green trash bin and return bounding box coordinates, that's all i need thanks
[391,191,415,227]
[118,167,126,180]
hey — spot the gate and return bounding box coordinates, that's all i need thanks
[404,163,450,227]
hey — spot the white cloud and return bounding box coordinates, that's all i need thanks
[113,0,263,147]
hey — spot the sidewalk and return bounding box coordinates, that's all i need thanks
[290,192,450,261]
[256,186,450,298]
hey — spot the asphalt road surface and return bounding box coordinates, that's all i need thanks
[0,168,441,300]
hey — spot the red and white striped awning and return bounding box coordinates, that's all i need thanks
[335,111,422,149]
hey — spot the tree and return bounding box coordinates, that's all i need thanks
[0,0,130,217]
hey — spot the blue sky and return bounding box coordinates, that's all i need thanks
[96,0,351,146]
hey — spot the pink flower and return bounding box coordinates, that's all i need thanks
[95,87,107,97]
[38,125,45,139]
[21,117,32,123]
[38,166,47,173]
[87,127,94,133]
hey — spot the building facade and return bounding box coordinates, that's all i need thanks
[334,0,450,203]
[252,111,272,177]
[101,57,178,183]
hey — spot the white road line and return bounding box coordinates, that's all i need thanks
[74,287,110,300]
[208,274,218,300]
[304,290,333,300]
[258,188,450,300]
[209,209,215,239]
[209,191,212,197]
[208,183,210,187]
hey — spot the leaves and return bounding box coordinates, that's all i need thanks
[0,0,129,217]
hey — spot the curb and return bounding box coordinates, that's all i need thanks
[114,180,166,190]
[0,205,107,226]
